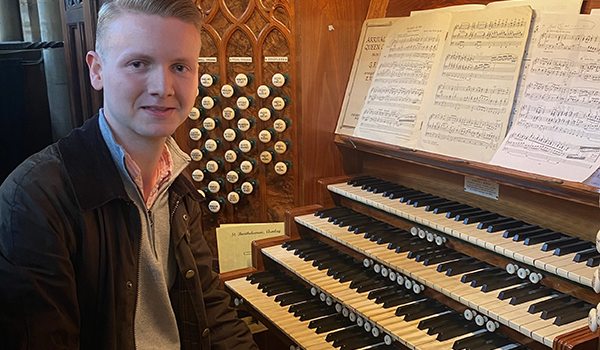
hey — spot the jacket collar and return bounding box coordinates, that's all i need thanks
[58,115,203,211]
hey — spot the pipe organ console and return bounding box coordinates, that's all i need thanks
[188,0,600,349]
[225,164,600,349]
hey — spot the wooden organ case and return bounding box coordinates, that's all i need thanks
[219,1,600,350]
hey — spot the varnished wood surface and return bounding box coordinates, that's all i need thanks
[554,326,598,350]
[294,0,368,206]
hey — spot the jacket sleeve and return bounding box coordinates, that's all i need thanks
[0,151,80,350]
[184,198,259,350]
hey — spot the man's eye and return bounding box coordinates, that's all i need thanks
[176,65,188,72]
[130,61,143,68]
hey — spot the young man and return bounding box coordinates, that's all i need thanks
[0,0,258,349]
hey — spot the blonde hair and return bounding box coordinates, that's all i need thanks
[95,0,203,56]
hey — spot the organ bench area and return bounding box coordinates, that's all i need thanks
[221,143,600,350]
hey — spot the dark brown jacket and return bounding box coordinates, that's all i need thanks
[0,116,257,350]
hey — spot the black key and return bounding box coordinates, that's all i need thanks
[574,248,599,263]
[404,304,448,321]
[437,257,477,273]
[497,284,540,300]
[446,261,488,276]
[432,203,470,214]
[353,222,390,235]
[325,325,361,342]
[357,178,386,189]
[338,216,376,228]
[487,219,525,233]
[288,299,321,313]
[400,193,431,204]
[523,231,562,245]
[540,299,584,320]
[417,311,459,330]
[503,224,542,238]
[469,271,507,288]
[462,212,499,225]
[424,252,464,266]
[381,185,408,197]
[446,207,482,219]
[330,212,361,224]
[376,230,410,245]
[476,217,512,230]
[374,184,406,194]
[314,206,349,218]
[381,293,425,308]
[541,236,579,252]
[414,248,452,262]
[365,181,396,192]
[554,306,591,325]
[368,285,399,300]
[555,241,595,256]
[460,267,502,283]
[480,276,522,292]
[276,292,311,306]
[451,331,496,349]
[512,228,553,242]
[425,200,460,214]
[454,209,489,221]
[528,294,571,314]
[348,176,377,186]
[588,256,600,267]
[315,316,355,333]
[509,288,553,305]
[413,197,448,208]
[437,323,481,342]
[388,189,422,200]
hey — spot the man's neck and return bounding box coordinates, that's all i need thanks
[125,138,166,198]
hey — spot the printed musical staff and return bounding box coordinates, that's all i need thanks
[418,6,532,162]
[491,13,600,182]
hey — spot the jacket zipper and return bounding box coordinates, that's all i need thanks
[170,195,180,224]
[132,201,142,350]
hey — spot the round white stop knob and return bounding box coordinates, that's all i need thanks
[201,96,215,109]
[200,73,214,87]
[239,139,253,153]
[191,169,204,182]
[188,107,200,120]
[190,149,203,161]
[258,107,272,121]
[222,107,236,120]
[189,128,202,141]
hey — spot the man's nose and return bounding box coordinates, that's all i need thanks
[148,66,175,97]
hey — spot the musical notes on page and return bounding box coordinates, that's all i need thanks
[336,18,401,136]
[491,14,600,182]
[354,12,453,146]
[417,6,533,162]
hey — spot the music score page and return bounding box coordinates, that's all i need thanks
[353,13,452,147]
[417,6,533,162]
[490,14,600,181]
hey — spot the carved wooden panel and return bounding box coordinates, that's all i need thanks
[175,0,297,261]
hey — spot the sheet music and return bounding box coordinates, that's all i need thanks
[417,6,533,162]
[491,14,600,182]
[336,18,401,136]
[353,13,452,147]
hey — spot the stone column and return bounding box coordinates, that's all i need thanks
[0,0,24,41]
[38,0,73,139]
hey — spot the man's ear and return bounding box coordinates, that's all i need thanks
[86,51,104,91]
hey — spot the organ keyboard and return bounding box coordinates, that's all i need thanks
[224,174,600,350]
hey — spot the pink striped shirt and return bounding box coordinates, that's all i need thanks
[124,145,173,209]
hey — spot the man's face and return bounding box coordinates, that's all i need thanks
[88,13,200,144]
